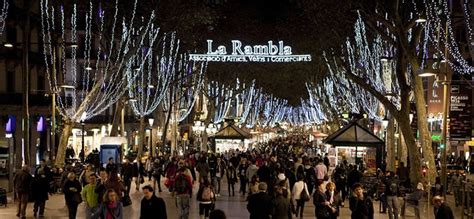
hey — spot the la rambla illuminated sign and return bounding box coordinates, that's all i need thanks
[189,40,312,63]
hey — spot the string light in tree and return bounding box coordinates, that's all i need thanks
[0,0,8,35]
[41,0,161,122]
[425,0,474,74]
[127,32,179,118]
[162,56,205,123]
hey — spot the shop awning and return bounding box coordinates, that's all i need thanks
[214,124,251,140]
[323,122,384,147]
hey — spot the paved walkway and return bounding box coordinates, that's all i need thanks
[0,178,466,218]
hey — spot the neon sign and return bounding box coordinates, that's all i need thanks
[189,40,312,63]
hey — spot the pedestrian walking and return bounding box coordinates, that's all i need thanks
[95,168,108,204]
[433,196,454,219]
[79,165,96,187]
[383,171,399,219]
[197,179,216,219]
[272,185,292,219]
[151,158,163,192]
[32,169,50,217]
[82,174,99,219]
[325,182,341,219]
[105,171,125,200]
[213,158,225,197]
[174,167,193,219]
[93,189,123,219]
[315,160,328,184]
[293,174,310,219]
[63,172,82,219]
[140,185,167,219]
[105,157,118,173]
[349,183,374,219]
[120,159,133,195]
[401,182,424,219]
[313,182,330,219]
[247,182,272,219]
[14,165,32,219]
[226,163,237,196]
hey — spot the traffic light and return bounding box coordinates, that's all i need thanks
[440,143,445,149]
[422,168,427,177]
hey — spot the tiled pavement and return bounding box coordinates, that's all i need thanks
[0,178,467,219]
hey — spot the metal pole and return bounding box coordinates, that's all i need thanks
[441,24,450,198]
[81,122,85,163]
[51,92,56,160]
[150,127,153,158]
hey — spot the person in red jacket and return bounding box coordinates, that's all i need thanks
[173,167,193,219]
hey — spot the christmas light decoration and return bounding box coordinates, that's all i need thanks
[127,32,179,117]
[162,56,205,122]
[424,0,474,74]
[41,0,161,122]
[0,0,7,35]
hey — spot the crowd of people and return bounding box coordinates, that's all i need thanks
[11,135,457,219]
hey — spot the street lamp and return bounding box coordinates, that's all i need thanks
[80,112,87,163]
[148,117,154,157]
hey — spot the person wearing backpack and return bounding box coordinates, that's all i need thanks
[173,167,193,219]
[197,179,216,219]
[383,171,399,219]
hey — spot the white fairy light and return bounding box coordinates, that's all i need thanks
[162,56,206,123]
[424,0,474,74]
[127,32,179,118]
[0,0,8,35]
[41,0,161,122]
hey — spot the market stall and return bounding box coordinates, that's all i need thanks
[324,122,384,174]
[213,124,251,153]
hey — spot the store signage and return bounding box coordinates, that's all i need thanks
[449,82,472,141]
[189,40,312,62]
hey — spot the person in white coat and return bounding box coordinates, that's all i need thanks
[292,174,310,219]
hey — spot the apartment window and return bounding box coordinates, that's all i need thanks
[6,71,15,93]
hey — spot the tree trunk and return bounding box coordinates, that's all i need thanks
[138,116,145,158]
[386,117,396,172]
[161,107,172,152]
[22,0,31,165]
[413,76,436,184]
[398,118,423,186]
[55,120,73,167]
[399,128,408,165]
[110,100,124,137]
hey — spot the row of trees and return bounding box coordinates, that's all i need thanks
[305,0,474,184]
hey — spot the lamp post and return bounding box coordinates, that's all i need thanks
[80,112,87,163]
[80,122,85,163]
[148,117,154,158]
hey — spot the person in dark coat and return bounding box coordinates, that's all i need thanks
[120,159,133,195]
[140,185,167,219]
[313,182,331,219]
[433,196,454,219]
[95,168,108,204]
[32,169,50,217]
[63,172,82,219]
[247,182,272,219]
[349,183,374,219]
[13,165,32,219]
[272,185,291,219]
[106,157,118,173]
